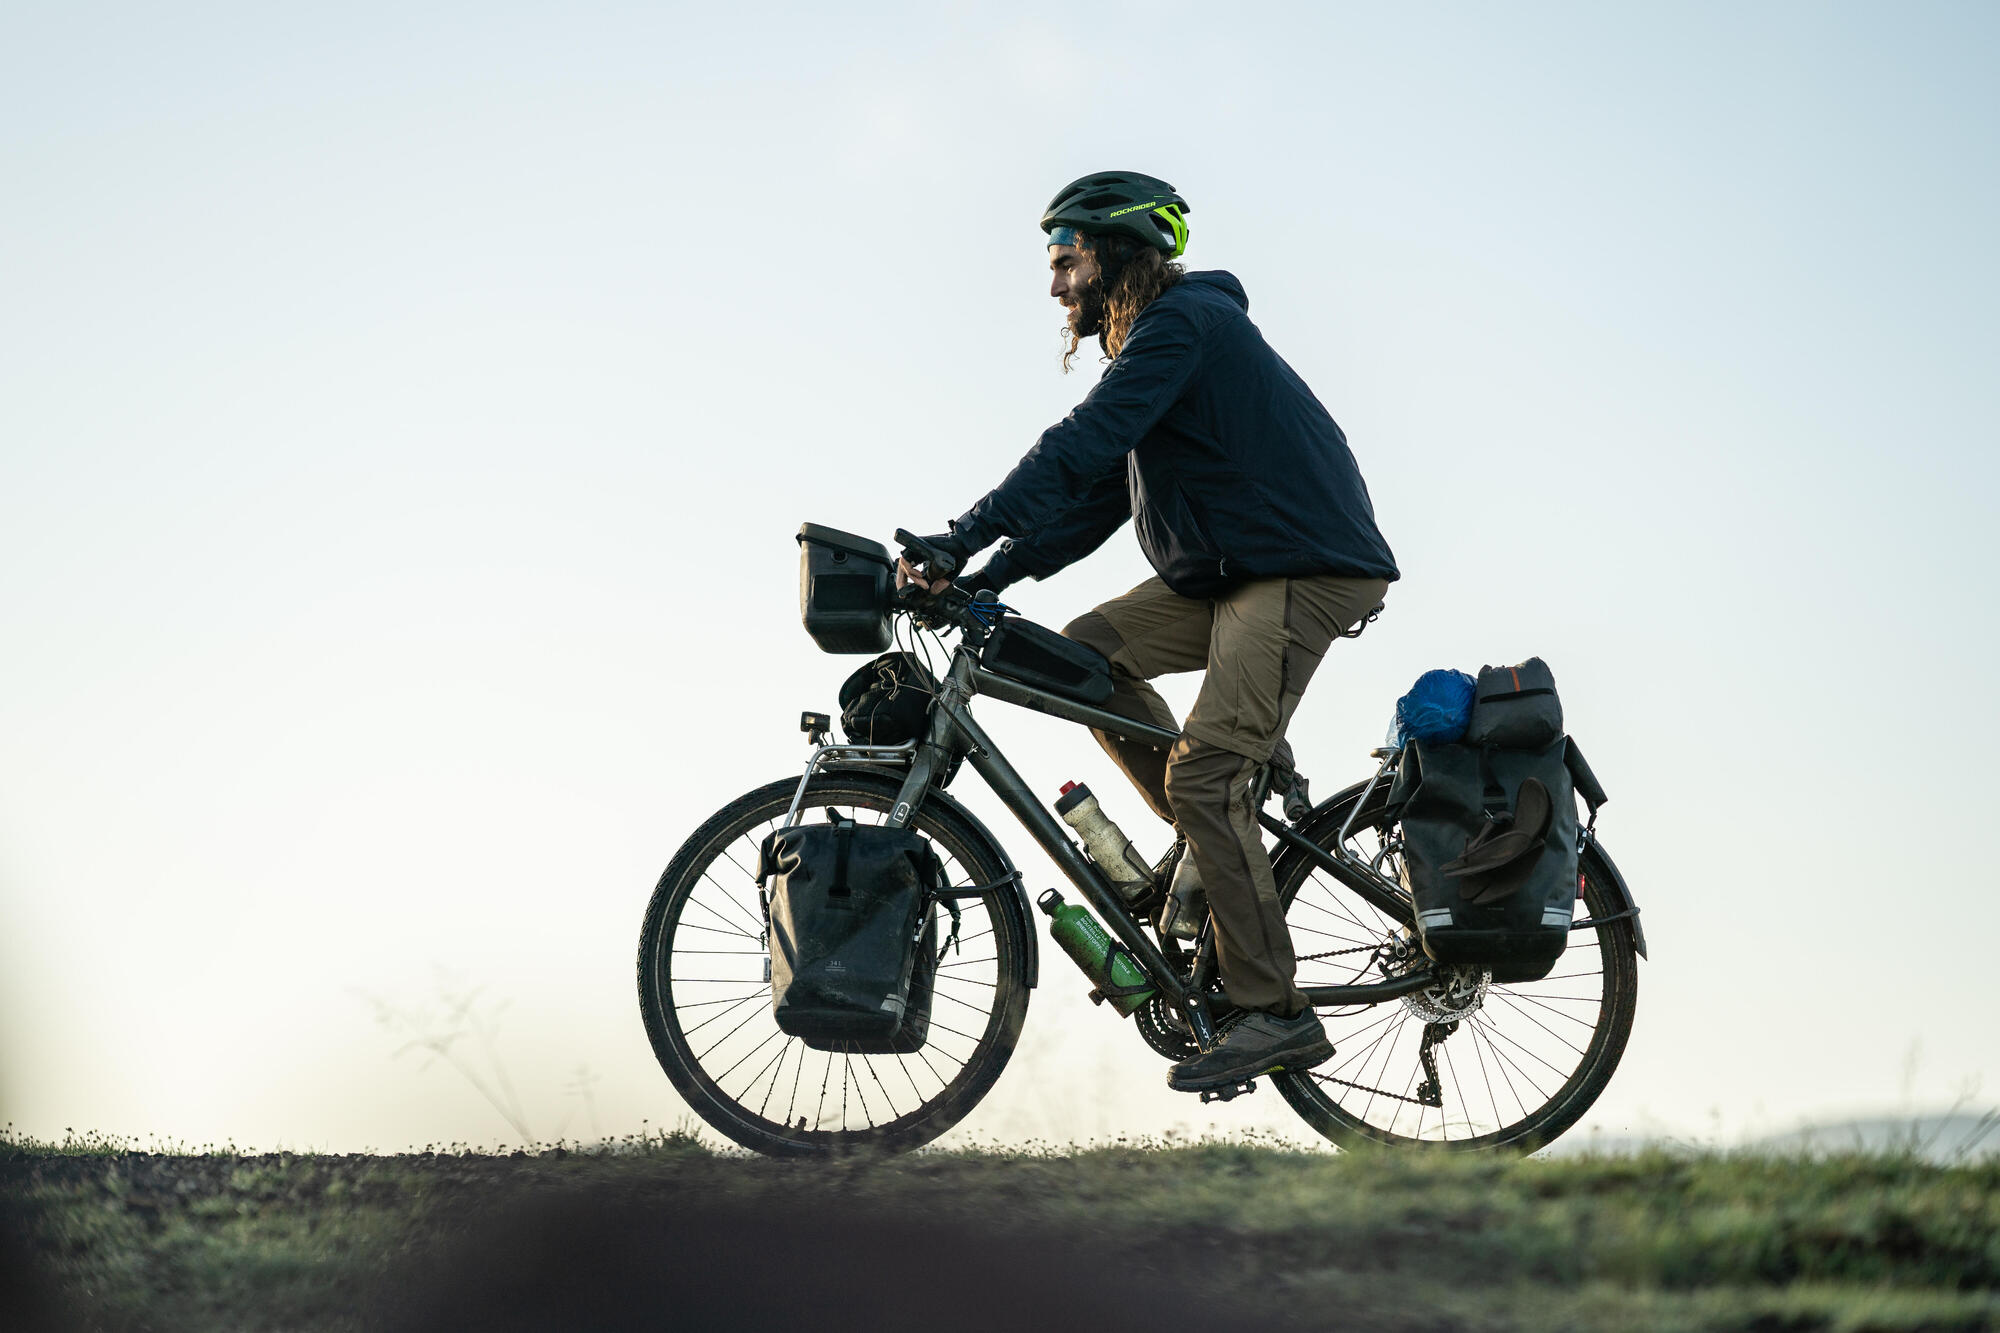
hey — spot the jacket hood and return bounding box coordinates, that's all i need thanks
[1182,269,1248,312]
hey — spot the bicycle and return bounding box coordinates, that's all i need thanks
[637,529,1647,1158]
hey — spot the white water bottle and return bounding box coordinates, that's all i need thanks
[1055,781,1155,904]
[1155,850,1206,940]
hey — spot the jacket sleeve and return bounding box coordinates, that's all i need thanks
[977,462,1131,590]
[950,294,1206,556]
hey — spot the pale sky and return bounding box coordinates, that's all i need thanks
[4,1,1997,1151]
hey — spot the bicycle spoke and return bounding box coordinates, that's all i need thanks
[681,988,769,1040]
[861,1054,898,1124]
[1483,992,1590,1056]
[1472,1009,1576,1081]
[673,919,762,941]
[1440,1042,1467,1142]
[669,991,771,1010]
[932,988,994,1016]
[757,1039,797,1119]
[713,1026,786,1086]
[1470,1014,1556,1102]
[696,995,775,1061]
[688,881,765,937]
[1490,987,1600,1028]
[681,893,761,940]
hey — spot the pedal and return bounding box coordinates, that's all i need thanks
[1198,1079,1257,1104]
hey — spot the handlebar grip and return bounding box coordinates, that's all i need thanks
[894,528,962,580]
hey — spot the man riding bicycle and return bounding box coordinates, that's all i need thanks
[899,171,1398,1094]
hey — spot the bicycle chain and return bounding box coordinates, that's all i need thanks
[1308,1020,1458,1108]
[1294,942,1384,964]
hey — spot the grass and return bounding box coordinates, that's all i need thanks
[4,1127,1998,1331]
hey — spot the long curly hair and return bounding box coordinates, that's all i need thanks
[1062,233,1185,371]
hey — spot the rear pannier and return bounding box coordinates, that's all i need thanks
[1388,658,1607,983]
[797,523,895,654]
[757,818,946,1052]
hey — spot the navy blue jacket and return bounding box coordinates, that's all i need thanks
[952,271,1399,600]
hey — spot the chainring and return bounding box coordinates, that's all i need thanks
[1134,994,1201,1061]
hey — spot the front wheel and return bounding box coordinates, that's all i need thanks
[638,773,1033,1158]
[1272,785,1641,1150]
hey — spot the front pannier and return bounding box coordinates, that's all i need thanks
[978,617,1115,705]
[1388,658,1606,984]
[797,523,895,654]
[757,819,944,1052]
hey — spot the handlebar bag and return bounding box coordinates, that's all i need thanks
[797,524,895,655]
[757,819,944,1052]
[979,617,1115,706]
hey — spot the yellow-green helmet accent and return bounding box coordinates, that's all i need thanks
[1041,171,1191,258]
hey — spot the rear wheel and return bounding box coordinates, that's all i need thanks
[1272,785,1640,1150]
[638,773,1032,1158]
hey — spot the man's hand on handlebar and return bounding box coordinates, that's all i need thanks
[893,529,966,597]
[896,557,954,596]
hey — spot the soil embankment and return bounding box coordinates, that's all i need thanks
[5,1137,1998,1331]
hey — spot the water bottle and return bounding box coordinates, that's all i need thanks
[1155,850,1207,941]
[1037,889,1156,1016]
[1054,781,1154,904]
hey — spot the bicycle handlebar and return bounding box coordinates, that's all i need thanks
[894,528,962,583]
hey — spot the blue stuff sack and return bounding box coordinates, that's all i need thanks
[1394,669,1477,746]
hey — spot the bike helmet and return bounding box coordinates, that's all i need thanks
[1041,171,1190,258]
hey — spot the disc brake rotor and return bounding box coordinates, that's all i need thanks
[1401,963,1492,1023]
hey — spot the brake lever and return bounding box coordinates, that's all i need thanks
[893,527,962,582]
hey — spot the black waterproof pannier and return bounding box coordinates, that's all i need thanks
[797,523,894,654]
[757,818,945,1052]
[1388,658,1607,984]
[979,616,1115,705]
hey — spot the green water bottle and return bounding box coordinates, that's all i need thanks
[1038,889,1156,1017]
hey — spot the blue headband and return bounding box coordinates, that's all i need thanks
[1046,225,1082,248]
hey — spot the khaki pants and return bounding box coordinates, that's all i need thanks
[1064,574,1389,1014]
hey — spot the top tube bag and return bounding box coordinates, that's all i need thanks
[978,616,1115,706]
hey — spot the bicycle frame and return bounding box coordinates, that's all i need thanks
[786,636,1435,1052]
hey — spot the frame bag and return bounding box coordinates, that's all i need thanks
[978,616,1115,705]
[757,818,946,1053]
[1388,658,1608,983]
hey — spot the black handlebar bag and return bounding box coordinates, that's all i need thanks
[1388,658,1606,984]
[757,819,945,1053]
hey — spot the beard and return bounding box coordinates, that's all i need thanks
[1064,280,1106,339]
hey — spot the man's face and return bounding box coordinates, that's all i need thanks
[1049,241,1104,338]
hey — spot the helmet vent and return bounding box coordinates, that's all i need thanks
[1077,192,1125,211]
